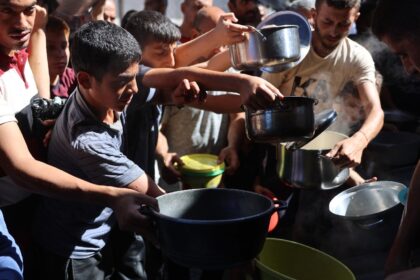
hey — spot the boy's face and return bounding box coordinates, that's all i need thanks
[88,62,139,112]
[141,41,176,68]
[0,0,36,54]
[46,29,70,78]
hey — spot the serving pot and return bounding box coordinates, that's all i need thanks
[230,24,300,71]
[325,181,407,255]
[329,181,407,227]
[244,96,317,143]
[140,188,287,269]
[277,131,350,190]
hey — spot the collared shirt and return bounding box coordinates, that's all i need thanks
[34,88,144,259]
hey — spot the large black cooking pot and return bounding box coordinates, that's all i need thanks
[140,188,287,269]
[244,96,317,143]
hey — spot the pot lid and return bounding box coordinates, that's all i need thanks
[286,109,337,150]
[178,154,225,175]
[257,11,312,73]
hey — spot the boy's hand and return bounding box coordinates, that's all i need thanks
[218,146,239,175]
[172,79,206,105]
[112,190,159,245]
[239,75,283,110]
[33,5,48,31]
[213,13,253,46]
[159,152,183,184]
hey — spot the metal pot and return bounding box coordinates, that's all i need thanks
[244,96,317,143]
[229,24,300,71]
[276,131,350,190]
[329,181,407,226]
[140,188,287,269]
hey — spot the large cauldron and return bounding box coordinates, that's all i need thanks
[140,188,287,269]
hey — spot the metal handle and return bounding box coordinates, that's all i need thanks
[273,199,288,211]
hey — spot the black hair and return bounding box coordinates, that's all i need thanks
[71,21,141,81]
[315,0,360,9]
[121,9,137,29]
[372,0,420,42]
[124,10,181,49]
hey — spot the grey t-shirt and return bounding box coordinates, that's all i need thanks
[161,90,229,157]
[34,88,144,259]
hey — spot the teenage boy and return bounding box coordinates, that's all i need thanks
[0,2,156,279]
[32,21,194,279]
[45,15,75,98]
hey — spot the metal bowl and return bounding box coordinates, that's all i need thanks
[329,181,407,220]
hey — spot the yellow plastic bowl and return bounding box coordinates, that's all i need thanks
[179,154,225,188]
[256,238,355,280]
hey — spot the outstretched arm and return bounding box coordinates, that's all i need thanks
[28,5,50,99]
[0,121,157,233]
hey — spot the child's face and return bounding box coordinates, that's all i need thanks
[89,62,139,112]
[141,41,177,68]
[46,30,70,78]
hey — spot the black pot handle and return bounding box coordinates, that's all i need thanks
[273,199,288,211]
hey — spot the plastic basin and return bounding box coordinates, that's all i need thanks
[256,238,355,280]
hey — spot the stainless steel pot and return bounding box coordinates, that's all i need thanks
[229,24,300,71]
[244,96,317,143]
[277,131,350,190]
[329,181,407,227]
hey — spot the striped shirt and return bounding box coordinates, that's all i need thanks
[34,88,144,259]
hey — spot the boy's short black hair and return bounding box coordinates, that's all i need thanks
[315,0,360,9]
[372,0,420,42]
[124,10,181,49]
[71,21,141,81]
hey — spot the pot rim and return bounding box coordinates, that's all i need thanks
[151,188,275,225]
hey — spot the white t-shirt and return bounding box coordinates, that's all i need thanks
[263,37,376,129]
[0,51,38,206]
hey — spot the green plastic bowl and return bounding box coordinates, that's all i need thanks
[256,238,355,280]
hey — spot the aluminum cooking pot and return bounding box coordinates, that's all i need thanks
[277,131,350,190]
[229,24,300,71]
[329,181,407,228]
[244,96,317,143]
[139,188,287,269]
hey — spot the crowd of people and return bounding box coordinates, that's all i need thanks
[0,0,418,279]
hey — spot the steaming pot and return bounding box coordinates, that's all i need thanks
[229,24,301,71]
[276,131,350,190]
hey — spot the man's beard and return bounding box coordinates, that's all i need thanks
[314,24,342,52]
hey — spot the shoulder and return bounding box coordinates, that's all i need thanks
[344,38,374,63]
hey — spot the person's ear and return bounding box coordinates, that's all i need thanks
[77,71,93,90]
[311,8,317,21]
[354,11,360,22]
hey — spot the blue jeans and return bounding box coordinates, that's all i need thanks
[0,210,23,280]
